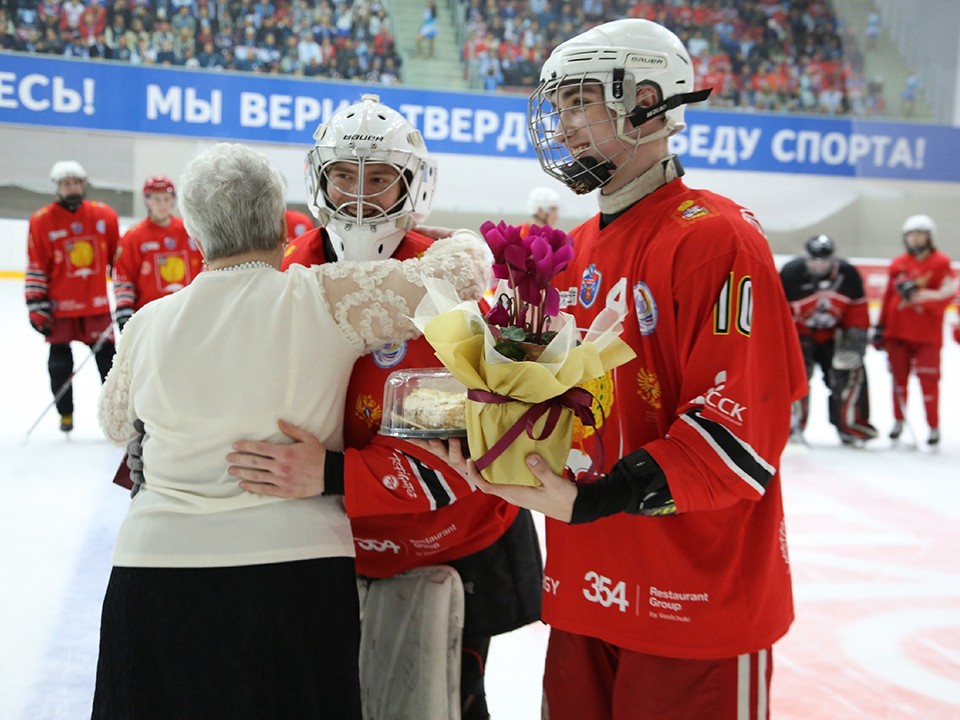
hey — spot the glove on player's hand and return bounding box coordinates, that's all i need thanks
[894,278,917,301]
[870,325,884,350]
[115,306,135,332]
[28,299,52,336]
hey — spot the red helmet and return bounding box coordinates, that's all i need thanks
[143,175,175,195]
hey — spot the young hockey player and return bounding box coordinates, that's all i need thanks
[874,214,957,445]
[226,95,543,720]
[112,176,203,331]
[779,234,878,444]
[441,19,807,719]
[26,160,120,432]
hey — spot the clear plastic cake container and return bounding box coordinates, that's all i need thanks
[379,367,468,439]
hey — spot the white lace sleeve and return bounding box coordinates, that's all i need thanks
[97,332,136,446]
[318,229,492,354]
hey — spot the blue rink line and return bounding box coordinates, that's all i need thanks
[19,484,125,720]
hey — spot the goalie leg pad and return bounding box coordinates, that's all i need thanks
[358,566,465,720]
[830,366,879,440]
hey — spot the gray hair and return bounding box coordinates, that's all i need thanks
[178,143,286,262]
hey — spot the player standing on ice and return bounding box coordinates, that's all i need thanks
[874,214,957,446]
[112,176,204,332]
[25,160,120,433]
[438,18,807,719]
[224,94,543,720]
[779,234,879,445]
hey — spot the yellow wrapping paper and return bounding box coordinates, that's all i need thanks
[413,279,635,486]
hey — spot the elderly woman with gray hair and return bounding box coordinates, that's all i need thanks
[91,143,490,720]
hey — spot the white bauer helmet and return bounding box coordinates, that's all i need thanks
[50,160,88,183]
[528,19,711,194]
[305,94,438,262]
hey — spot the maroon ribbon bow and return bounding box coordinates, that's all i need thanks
[467,386,605,480]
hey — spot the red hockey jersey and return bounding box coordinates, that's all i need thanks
[113,217,204,311]
[26,200,120,317]
[779,257,870,343]
[282,228,519,578]
[549,179,806,659]
[879,250,955,346]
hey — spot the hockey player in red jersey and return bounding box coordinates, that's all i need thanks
[226,95,543,720]
[874,214,957,445]
[779,234,878,445]
[26,160,120,432]
[112,176,204,331]
[438,19,807,719]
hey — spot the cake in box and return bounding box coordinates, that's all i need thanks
[380,368,468,438]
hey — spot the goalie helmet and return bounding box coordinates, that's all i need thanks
[901,214,936,254]
[50,160,87,183]
[305,94,438,262]
[528,19,710,193]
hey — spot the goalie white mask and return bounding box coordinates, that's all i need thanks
[306,94,438,262]
[528,19,710,194]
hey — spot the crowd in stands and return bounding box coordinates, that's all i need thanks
[1,0,405,84]
[459,0,891,118]
[1,0,896,118]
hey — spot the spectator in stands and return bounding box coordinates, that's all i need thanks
[865,8,880,50]
[416,0,436,58]
[901,70,919,117]
[58,0,84,40]
[197,38,225,68]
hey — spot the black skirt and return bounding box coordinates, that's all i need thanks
[91,557,361,720]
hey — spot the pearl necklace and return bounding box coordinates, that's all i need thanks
[210,261,276,272]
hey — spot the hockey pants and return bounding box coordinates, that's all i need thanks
[886,339,941,429]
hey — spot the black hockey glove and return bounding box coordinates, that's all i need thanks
[870,325,884,350]
[570,448,675,524]
[27,298,53,336]
[115,306,135,332]
[126,418,146,497]
[894,278,918,301]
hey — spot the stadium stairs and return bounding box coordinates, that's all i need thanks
[387,0,469,91]
[833,0,934,122]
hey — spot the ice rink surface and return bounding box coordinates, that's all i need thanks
[1,277,958,720]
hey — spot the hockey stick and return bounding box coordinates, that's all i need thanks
[23,324,116,441]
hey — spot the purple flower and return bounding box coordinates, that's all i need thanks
[485,296,512,327]
[478,219,576,351]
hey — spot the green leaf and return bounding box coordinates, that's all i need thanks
[500,325,527,341]
[494,340,528,361]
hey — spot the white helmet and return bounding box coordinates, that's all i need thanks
[305,94,438,261]
[901,214,936,237]
[528,19,710,194]
[527,186,561,216]
[50,160,88,183]
[901,213,936,254]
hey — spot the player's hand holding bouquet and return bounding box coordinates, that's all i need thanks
[412,221,634,486]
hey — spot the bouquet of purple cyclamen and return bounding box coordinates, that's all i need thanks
[412,221,634,486]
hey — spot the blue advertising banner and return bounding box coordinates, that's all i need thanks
[2,52,958,182]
